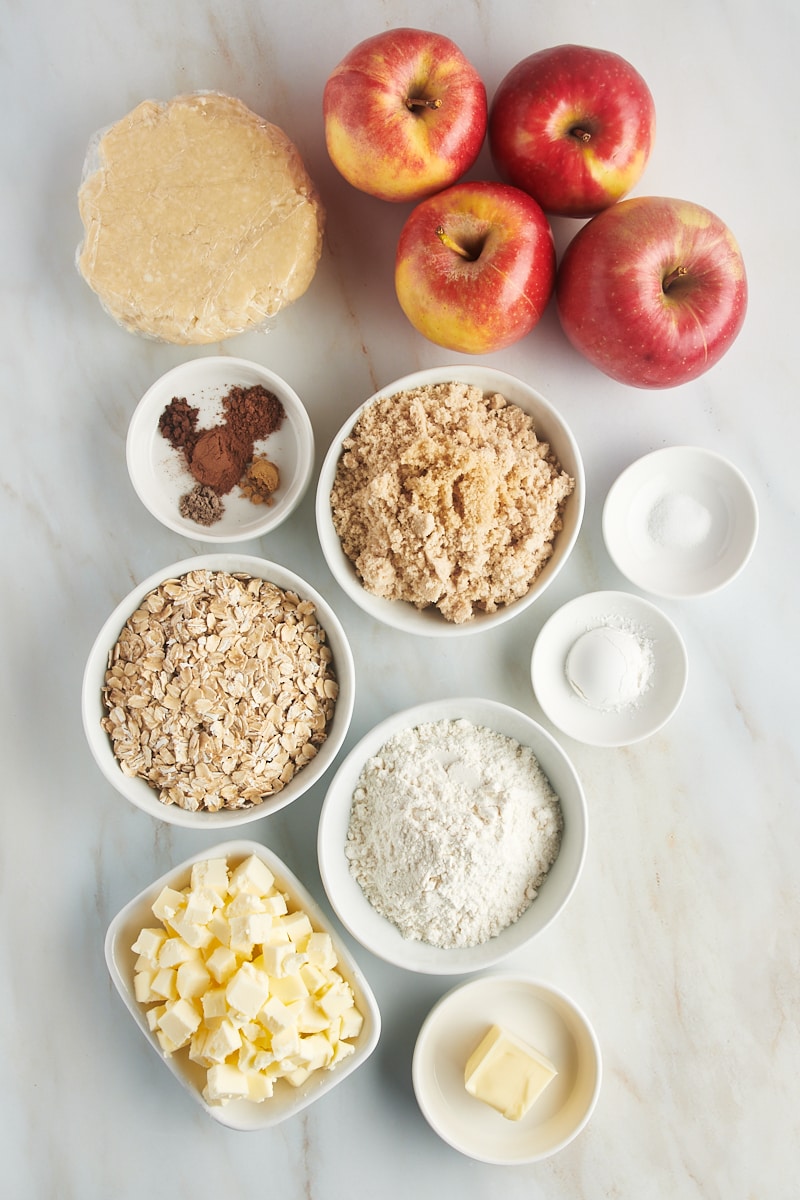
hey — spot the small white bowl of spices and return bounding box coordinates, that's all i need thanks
[82,554,355,828]
[126,356,314,542]
[315,365,584,636]
[317,697,587,975]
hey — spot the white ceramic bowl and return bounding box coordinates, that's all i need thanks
[105,839,381,1130]
[317,698,587,974]
[602,445,758,598]
[412,974,601,1164]
[127,356,314,542]
[315,365,584,637]
[82,554,355,828]
[531,590,689,748]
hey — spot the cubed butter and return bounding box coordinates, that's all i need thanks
[133,969,157,1004]
[305,932,337,969]
[228,912,273,953]
[205,945,238,984]
[281,910,313,943]
[203,1063,250,1103]
[183,887,220,926]
[226,962,272,1020]
[130,855,365,1107]
[226,891,267,917]
[201,986,229,1021]
[267,971,308,1005]
[464,1024,557,1121]
[158,937,200,969]
[229,854,275,897]
[191,858,230,895]
[176,958,211,1000]
[131,928,166,959]
[259,995,303,1033]
[157,998,201,1050]
[151,886,186,923]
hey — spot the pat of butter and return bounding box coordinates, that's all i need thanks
[464,1024,557,1121]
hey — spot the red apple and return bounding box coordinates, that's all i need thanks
[394,180,556,354]
[323,28,487,203]
[556,196,748,388]
[489,44,656,218]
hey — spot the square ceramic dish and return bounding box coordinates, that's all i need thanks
[105,839,381,1130]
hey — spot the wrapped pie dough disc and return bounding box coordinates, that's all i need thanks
[77,92,325,344]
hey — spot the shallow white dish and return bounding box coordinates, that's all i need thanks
[602,445,758,598]
[82,554,355,828]
[317,698,587,975]
[127,356,314,542]
[105,839,381,1130]
[531,590,688,748]
[315,365,584,637]
[412,974,601,1164]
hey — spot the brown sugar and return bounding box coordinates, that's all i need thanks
[329,381,574,624]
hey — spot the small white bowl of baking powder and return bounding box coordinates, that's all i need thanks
[531,590,688,748]
[602,446,758,598]
[317,698,587,975]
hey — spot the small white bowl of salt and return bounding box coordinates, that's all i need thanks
[601,446,759,599]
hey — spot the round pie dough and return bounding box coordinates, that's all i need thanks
[77,92,325,344]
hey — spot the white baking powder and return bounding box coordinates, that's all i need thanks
[646,491,713,551]
[344,718,563,948]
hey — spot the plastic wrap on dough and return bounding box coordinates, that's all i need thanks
[76,92,325,344]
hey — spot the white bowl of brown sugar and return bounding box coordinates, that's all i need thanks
[82,554,355,828]
[127,357,314,542]
[315,366,584,636]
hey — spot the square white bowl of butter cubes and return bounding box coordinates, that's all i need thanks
[105,840,381,1130]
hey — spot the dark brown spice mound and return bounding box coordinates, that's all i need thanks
[159,396,200,455]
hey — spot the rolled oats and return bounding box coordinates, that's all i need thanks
[101,569,339,812]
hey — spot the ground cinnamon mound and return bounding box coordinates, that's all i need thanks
[329,381,574,624]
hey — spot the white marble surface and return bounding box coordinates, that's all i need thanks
[4,1,799,1196]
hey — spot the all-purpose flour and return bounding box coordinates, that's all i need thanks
[345,718,563,948]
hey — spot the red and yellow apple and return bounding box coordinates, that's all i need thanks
[394,180,556,354]
[323,28,487,203]
[489,44,656,218]
[556,196,748,388]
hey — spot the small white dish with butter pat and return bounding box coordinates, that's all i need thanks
[105,839,381,1130]
[531,590,688,748]
[412,974,601,1164]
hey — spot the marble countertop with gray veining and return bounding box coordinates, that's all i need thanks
[3,1,798,1197]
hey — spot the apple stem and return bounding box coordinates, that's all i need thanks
[435,226,473,260]
[405,96,442,111]
[663,265,689,292]
[570,126,592,143]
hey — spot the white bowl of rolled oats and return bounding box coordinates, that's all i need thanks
[315,366,584,636]
[82,555,355,827]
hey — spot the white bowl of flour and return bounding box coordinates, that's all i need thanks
[317,698,587,975]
